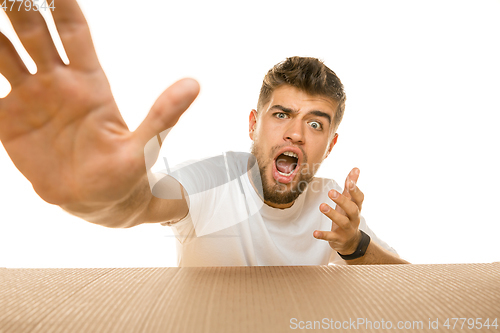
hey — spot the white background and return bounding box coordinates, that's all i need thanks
[1,0,499,267]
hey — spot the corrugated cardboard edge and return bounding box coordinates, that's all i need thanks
[1,263,499,332]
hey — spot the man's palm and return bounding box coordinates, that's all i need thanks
[0,0,199,205]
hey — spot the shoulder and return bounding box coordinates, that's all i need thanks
[163,152,250,194]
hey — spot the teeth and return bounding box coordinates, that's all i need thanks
[276,151,299,177]
[283,151,298,159]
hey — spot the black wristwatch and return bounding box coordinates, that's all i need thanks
[337,230,371,260]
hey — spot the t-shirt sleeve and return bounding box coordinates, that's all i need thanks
[359,215,398,254]
[158,153,254,236]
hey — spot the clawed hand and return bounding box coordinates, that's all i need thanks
[314,167,364,255]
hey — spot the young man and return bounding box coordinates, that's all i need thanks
[152,57,408,266]
[0,1,407,266]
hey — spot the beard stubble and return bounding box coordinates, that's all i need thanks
[250,142,315,206]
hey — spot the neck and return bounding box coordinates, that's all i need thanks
[264,199,294,209]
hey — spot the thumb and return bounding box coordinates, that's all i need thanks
[133,78,200,145]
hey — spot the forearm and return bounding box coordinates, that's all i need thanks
[343,241,410,265]
[60,176,153,229]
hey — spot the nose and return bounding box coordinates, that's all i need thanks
[283,119,305,144]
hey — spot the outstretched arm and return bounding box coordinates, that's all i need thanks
[0,0,197,227]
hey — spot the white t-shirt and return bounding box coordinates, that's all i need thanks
[160,152,396,267]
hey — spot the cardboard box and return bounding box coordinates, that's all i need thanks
[1,263,499,332]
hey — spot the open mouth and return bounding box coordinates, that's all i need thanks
[275,151,298,176]
[272,148,302,184]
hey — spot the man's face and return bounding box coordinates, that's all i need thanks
[249,85,339,208]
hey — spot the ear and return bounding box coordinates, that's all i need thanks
[249,109,258,140]
[324,133,338,159]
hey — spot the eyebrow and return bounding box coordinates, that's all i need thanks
[270,105,332,125]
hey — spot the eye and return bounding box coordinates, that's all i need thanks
[274,112,289,119]
[308,121,322,130]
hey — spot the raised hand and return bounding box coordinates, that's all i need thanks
[313,168,364,255]
[0,1,199,207]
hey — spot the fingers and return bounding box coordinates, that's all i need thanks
[320,203,351,230]
[342,167,360,197]
[336,168,359,214]
[339,167,363,211]
[313,229,362,255]
[5,0,102,73]
[5,1,63,72]
[0,33,30,85]
[314,229,358,244]
[325,189,360,224]
[133,78,200,145]
[348,178,364,212]
[51,0,101,71]
[313,230,337,242]
[317,168,364,254]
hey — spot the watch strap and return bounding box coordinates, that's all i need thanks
[338,230,371,260]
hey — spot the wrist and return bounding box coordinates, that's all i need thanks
[337,230,362,256]
[61,178,152,227]
[337,230,371,260]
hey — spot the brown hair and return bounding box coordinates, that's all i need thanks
[257,56,346,131]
